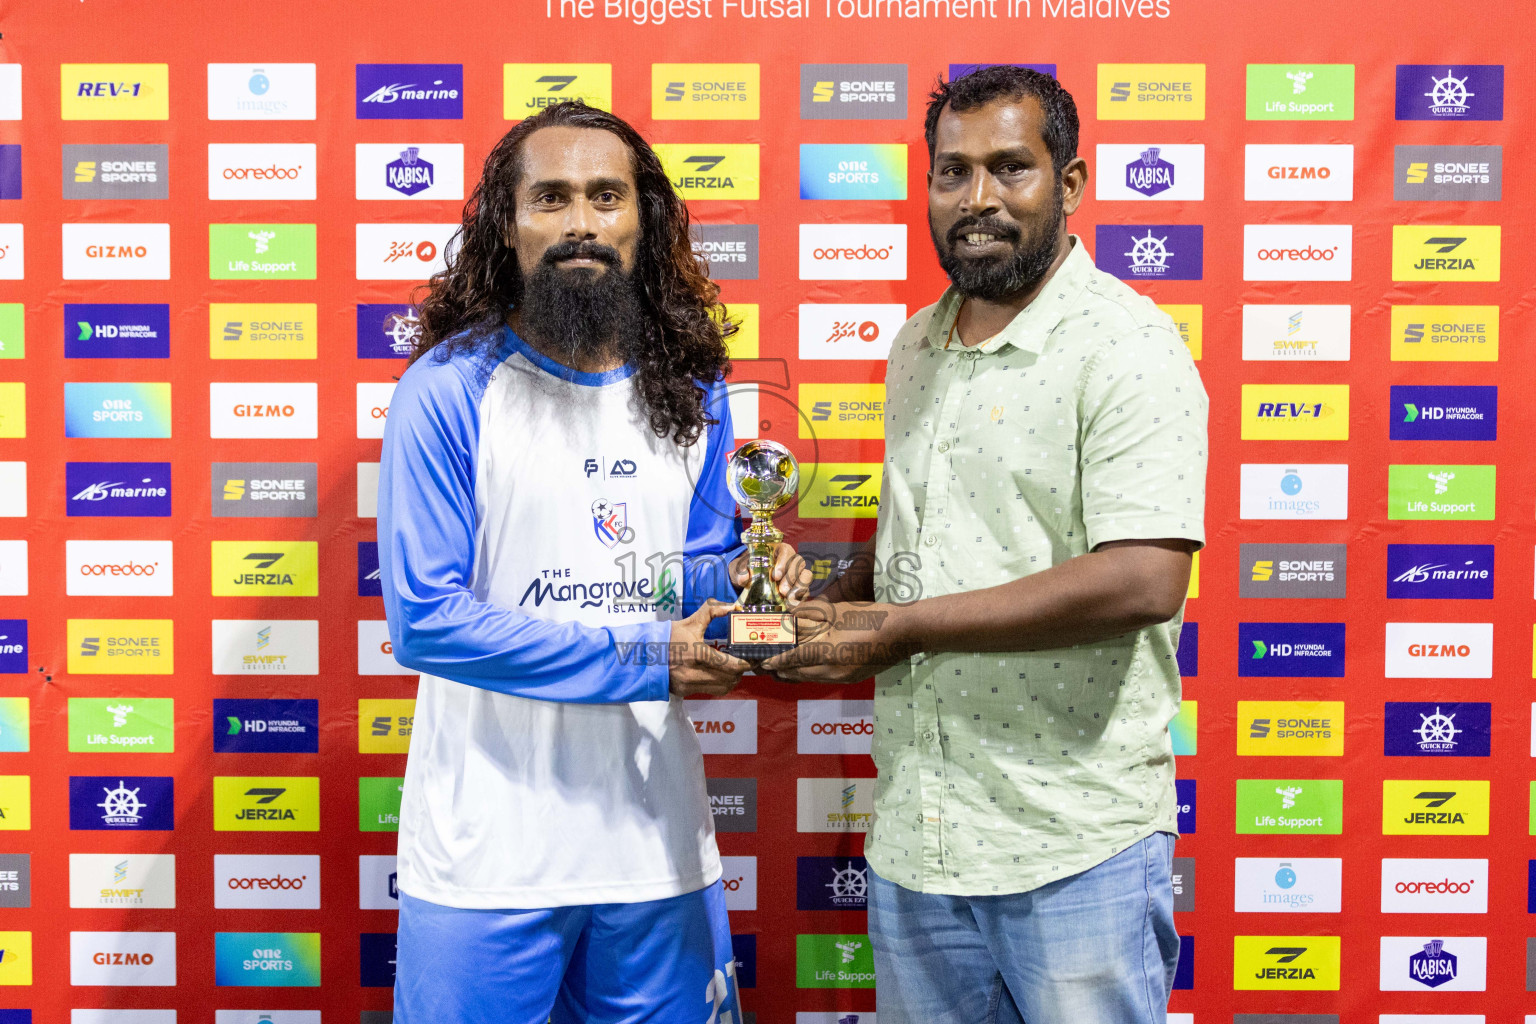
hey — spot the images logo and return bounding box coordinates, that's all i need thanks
[1240,385,1349,441]
[1239,543,1346,599]
[208,64,317,120]
[799,224,906,281]
[503,64,611,117]
[1385,702,1490,757]
[65,463,172,518]
[1390,304,1498,362]
[1383,780,1489,835]
[800,63,907,119]
[655,144,760,200]
[214,699,319,754]
[209,382,318,439]
[799,144,906,201]
[209,223,317,280]
[1392,225,1500,282]
[1245,64,1355,120]
[208,144,316,201]
[1243,144,1353,201]
[68,697,174,753]
[798,385,883,440]
[61,64,169,120]
[61,144,168,200]
[211,541,319,597]
[1395,144,1502,201]
[65,303,170,359]
[1387,464,1494,521]
[356,63,462,119]
[61,223,170,280]
[1095,224,1203,280]
[1233,936,1340,990]
[1233,858,1343,913]
[1386,544,1493,600]
[1237,701,1343,756]
[214,932,321,986]
[1396,64,1503,120]
[1239,623,1345,677]
[652,64,759,119]
[1390,385,1496,441]
[799,463,882,519]
[68,776,174,830]
[1243,224,1352,281]
[213,777,320,832]
[1097,63,1205,120]
[211,620,320,675]
[358,698,414,754]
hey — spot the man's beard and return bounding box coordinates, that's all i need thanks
[516,240,646,366]
[929,185,1064,302]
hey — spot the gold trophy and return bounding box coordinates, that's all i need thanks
[725,439,800,662]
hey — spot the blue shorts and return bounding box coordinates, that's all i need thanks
[394,881,744,1024]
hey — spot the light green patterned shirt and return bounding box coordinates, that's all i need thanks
[867,237,1208,895]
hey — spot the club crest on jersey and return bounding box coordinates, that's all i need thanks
[591,499,631,547]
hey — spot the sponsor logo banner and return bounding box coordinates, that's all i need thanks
[1383,780,1490,835]
[66,303,170,359]
[797,778,874,833]
[503,64,611,118]
[1170,701,1197,755]
[0,303,21,358]
[1390,305,1498,362]
[1176,778,1195,833]
[69,931,177,986]
[67,619,173,675]
[355,143,463,200]
[358,854,399,909]
[691,224,759,281]
[357,304,422,358]
[799,384,883,440]
[796,934,876,988]
[211,462,317,518]
[1246,64,1354,120]
[211,541,318,597]
[655,144,759,200]
[213,776,320,832]
[1234,858,1342,913]
[1160,304,1201,359]
[69,776,174,830]
[683,698,758,754]
[357,383,395,439]
[1392,225,1500,282]
[707,777,757,833]
[214,932,321,986]
[797,856,870,911]
[1381,859,1488,913]
[358,698,414,754]
[213,855,319,910]
[1095,144,1205,201]
[797,700,874,754]
[359,777,404,832]
[1240,543,1346,598]
[361,933,397,987]
[1096,63,1206,120]
[61,64,168,120]
[358,462,380,518]
[68,853,175,909]
[0,65,18,120]
[1233,935,1340,990]
[799,304,904,360]
[68,697,174,753]
[0,630,23,680]
[62,143,168,200]
[1390,385,1496,441]
[1387,464,1494,521]
[1244,144,1353,201]
[1380,936,1486,990]
[0,541,24,595]
[801,63,907,119]
[1237,701,1343,756]
[208,144,315,200]
[800,224,906,281]
[1235,778,1343,834]
[0,853,28,908]
[66,462,172,517]
[0,463,18,516]
[799,144,906,200]
[64,382,171,438]
[209,382,318,439]
[1239,622,1345,677]
[212,620,320,675]
[356,63,462,119]
[210,303,316,360]
[209,223,317,280]
[1396,65,1503,120]
[0,930,30,984]
[358,542,381,596]
[1095,224,1202,280]
[355,223,456,280]
[65,540,173,597]
[0,775,29,830]
[0,146,16,199]
[1395,144,1502,201]
[62,223,170,280]
[0,225,21,282]
[1243,224,1352,281]
[1240,384,1349,441]
[1385,622,1492,678]
[799,462,882,518]
[1386,544,1493,600]
[652,63,760,119]
[358,620,412,675]
[207,64,317,120]
[1171,857,1195,911]
[214,699,319,754]
[720,855,757,911]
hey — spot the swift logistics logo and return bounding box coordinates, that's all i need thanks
[1233,858,1343,913]
[799,144,906,200]
[214,932,321,986]
[800,63,907,119]
[1245,64,1355,120]
[690,224,759,280]
[213,699,319,754]
[1096,63,1205,120]
[1237,701,1343,756]
[1390,385,1496,441]
[68,776,174,830]
[1243,224,1352,281]
[68,853,175,909]
[61,64,169,120]
[210,541,319,597]
[1384,622,1492,679]
[1390,305,1498,361]
[503,64,612,118]
[799,384,884,439]
[799,224,906,280]
[64,382,171,438]
[798,463,882,518]
[1383,780,1490,835]
[652,63,759,119]
[1395,144,1502,201]
[67,698,174,753]
[355,143,464,200]
[1242,305,1350,361]
[213,777,320,832]
[66,462,172,518]
[209,223,317,280]
[207,63,317,120]
[358,698,414,754]
[1387,464,1494,520]
[61,223,170,280]
[1243,144,1353,201]
[355,63,462,119]
[1094,224,1202,280]
[65,303,170,358]
[211,620,320,675]
[1391,225,1500,282]
[655,144,759,200]
[1240,385,1349,441]
[1233,936,1340,990]
[1094,144,1205,201]
[209,303,317,359]
[211,462,318,518]
[67,619,173,675]
[1396,64,1503,120]
[62,143,168,200]
[1386,544,1493,600]
[1239,543,1346,599]
[1384,702,1491,757]
[1239,623,1345,677]
[797,779,874,832]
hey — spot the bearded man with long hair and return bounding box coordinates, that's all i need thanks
[378,101,800,1024]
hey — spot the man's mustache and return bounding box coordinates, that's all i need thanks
[945,217,1022,249]
[539,240,623,267]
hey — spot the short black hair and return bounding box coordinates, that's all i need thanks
[924,65,1080,173]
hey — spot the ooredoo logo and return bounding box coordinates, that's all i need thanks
[210,383,317,440]
[1379,860,1487,913]
[214,854,321,909]
[798,699,875,754]
[65,540,173,597]
[209,145,316,201]
[356,382,396,439]
[1243,224,1352,282]
[799,224,906,281]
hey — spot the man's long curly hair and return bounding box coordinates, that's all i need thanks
[406,101,735,446]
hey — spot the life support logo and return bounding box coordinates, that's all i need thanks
[797,700,875,754]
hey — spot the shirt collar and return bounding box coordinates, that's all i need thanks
[922,234,1093,356]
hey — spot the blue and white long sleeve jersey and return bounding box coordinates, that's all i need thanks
[378,327,744,910]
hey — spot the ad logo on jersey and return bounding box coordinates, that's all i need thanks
[1244,145,1354,201]
[356,63,462,118]
[1239,543,1346,599]
[1244,225,1352,281]
[61,63,169,120]
[212,463,317,518]
[66,462,171,517]
[209,382,318,439]
[1384,702,1491,757]
[67,619,173,675]
[1382,859,1488,913]
[214,855,320,910]
[207,64,317,120]
[212,620,319,676]
[69,776,174,830]
[209,223,317,280]
[1386,544,1493,600]
[208,144,316,201]
[357,304,422,358]
[355,143,464,200]
[214,699,319,754]
[1392,225,1500,282]
[1233,858,1343,913]
[1383,780,1490,835]
[503,64,612,118]
[1245,63,1355,120]
[1396,64,1503,120]
[801,63,907,119]
[213,777,320,832]
[797,856,870,911]
[590,499,631,548]
[652,63,760,119]
[799,224,907,281]
[1097,64,1206,120]
[1395,144,1502,201]
[690,224,759,281]
[66,303,170,359]
[1240,385,1349,441]
[655,144,760,200]
[1095,224,1203,280]
[64,382,172,439]
[62,223,170,280]
[1384,622,1492,678]
[799,144,906,201]
[62,143,168,200]
[1239,623,1345,678]
[1390,385,1496,441]
[1094,144,1205,201]
[214,931,321,986]
[1390,305,1498,362]
[798,779,874,833]
[1233,936,1340,990]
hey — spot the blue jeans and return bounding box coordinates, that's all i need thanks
[869,832,1180,1024]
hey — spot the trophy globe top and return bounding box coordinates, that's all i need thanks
[727,439,800,512]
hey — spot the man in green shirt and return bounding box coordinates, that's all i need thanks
[764,66,1207,1023]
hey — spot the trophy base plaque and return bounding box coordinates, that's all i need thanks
[724,610,797,663]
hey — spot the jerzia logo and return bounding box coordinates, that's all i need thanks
[1233,935,1340,990]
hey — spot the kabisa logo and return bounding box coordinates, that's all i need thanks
[65,462,172,517]
[61,63,169,120]
[655,144,760,200]
[1389,385,1496,441]
[1126,146,1174,196]
[213,699,319,754]
[214,777,320,832]
[65,303,170,359]
[690,224,759,281]
[208,64,317,120]
[1385,543,1493,600]
[1383,780,1489,835]
[1395,144,1502,201]
[1239,623,1345,678]
[61,144,168,200]
[796,856,869,911]
[503,64,612,117]
[386,147,433,196]
[799,144,907,201]
[1097,63,1206,120]
[1384,702,1491,757]
[1408,940,1458,988]
[1390,305,1498,362]
[652,64,760,119]
[68,776,174,830]
[799,463,882,519]
[799,224,907,281]
[0,620,25,674]
[1094,144,1205,202]
[1396,64,1503,120]
[1233,938,1341,990]
[1095,224,1203,281]
[356,64,463,119]
[1392,225,1500,282]
[357,304,423,358]
[800,63,907,119]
